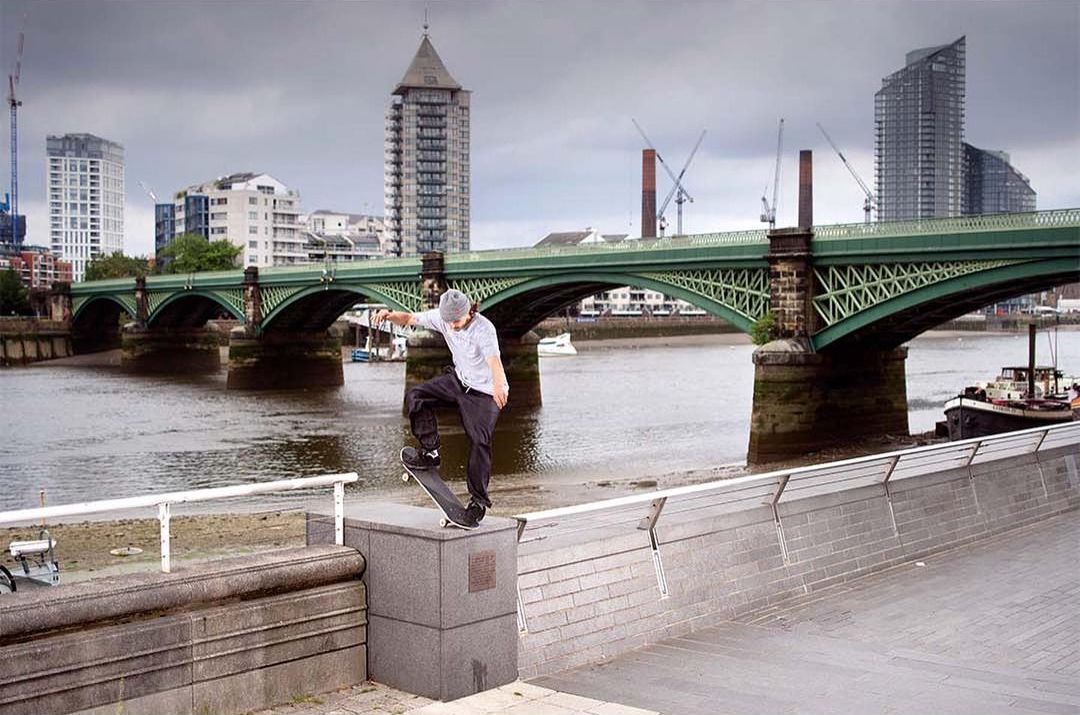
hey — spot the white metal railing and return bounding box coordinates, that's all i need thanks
[0,473,359,573]
[513,422,1080,608]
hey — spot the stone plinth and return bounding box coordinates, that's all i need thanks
[120,324,221,374]
[747,339,909,463]
[227,327,343,390]
[307,502,519,701]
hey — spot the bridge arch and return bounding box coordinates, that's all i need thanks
[71,295,134,329]
[147,290,244,328]
[260,283,415,333]
[813,257,1080,350]
[470,270,767,338]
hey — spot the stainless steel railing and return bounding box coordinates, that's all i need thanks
[0,473,359,573]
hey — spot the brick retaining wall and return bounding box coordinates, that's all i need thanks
[517,446,1080,677]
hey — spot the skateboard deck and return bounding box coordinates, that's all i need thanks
[400,448,477,530]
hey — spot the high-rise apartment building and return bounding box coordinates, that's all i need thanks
[384,32,470,256]
[963,144,1036,215]
[172,172,303,267]
[46,134,125,281]
[875,37,966,221]
[154,203,176,257]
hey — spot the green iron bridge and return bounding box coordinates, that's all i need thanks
[60,208,1080,461]
[69,208,1080,351]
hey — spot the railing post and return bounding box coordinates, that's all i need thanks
[965,441,983,514]
[881,455,901,536]
[1033,429,1051,499]
[767,475,791,563]
[334,480,345,546]
[638,498,669,599]
[158,502,171,573]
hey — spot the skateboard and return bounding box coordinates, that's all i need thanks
[400,448,478,530]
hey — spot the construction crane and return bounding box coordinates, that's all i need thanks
[632,119,706,236]
[760,118,784,229]
[816,122,877,224]
[7,18,25,245]
[138,181,159,203]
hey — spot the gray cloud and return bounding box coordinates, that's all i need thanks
[2,0,1077,255]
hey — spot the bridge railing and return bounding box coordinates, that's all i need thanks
[446,229,769,264]
[0,473,359,573]
[513,421,1080,598]
[812,208,1080,240]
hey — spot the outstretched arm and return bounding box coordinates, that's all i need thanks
[487,355,508,409]
[372,309,418,328]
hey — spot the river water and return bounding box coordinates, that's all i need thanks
[1,330,1076,512]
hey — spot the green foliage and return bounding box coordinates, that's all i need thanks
[160,233,242,274]
[0,269,31,315]
[84,251,152,281]
[750,311,778,345]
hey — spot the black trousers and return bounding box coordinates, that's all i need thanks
[405,372,501,508]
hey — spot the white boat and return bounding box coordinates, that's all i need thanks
[537,332,577,357]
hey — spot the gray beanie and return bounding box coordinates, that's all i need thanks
[439,289,471,322]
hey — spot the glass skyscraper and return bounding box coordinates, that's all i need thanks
[875,37,966,221]
[963,144,1036,215]
[384,32,470,256]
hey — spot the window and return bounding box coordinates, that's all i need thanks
[248,226,258,235]
[248,240,258,248]
[248,211,258,220]
[248,197,258,205]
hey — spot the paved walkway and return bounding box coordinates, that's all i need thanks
[251,681,657,715]
[258,512,1078,715]
[535,512,1080,714]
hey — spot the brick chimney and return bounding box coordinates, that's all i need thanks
[641,149,657,238]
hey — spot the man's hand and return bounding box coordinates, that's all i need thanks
[371,309,392,327]
[492,382,508,409]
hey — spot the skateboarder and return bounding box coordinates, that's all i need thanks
[373,289,508,526]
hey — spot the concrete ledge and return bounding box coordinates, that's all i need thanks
[0,546,368,715]
[0,544,363,640]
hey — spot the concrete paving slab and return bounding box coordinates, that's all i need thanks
[534,512,1080,715]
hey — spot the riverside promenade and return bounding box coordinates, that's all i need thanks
[257,510,1079,715]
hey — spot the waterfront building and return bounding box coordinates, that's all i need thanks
[0,209,26,246]
[46,134,125,282]
[302,210,387,262]
[536,229,628,247]
[962,145,1036,215]
[172,173,303,267]
[154,203,176,257]
[875,37,966,221]
[384,31,470,256]
[0,245,73,289]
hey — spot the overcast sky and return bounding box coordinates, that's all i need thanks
[2,0,1077,256]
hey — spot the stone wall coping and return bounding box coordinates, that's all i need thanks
[312,502,518,541]
[0,544,364,641]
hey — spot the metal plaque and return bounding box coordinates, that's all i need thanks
[468,550,497,592]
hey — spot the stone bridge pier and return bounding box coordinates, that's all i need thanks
[118,277,222,374]
[405,253,542,408]
[747,151,909,463]
[226,268,344,390]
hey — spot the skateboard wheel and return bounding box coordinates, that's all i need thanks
[401,473,410,482]
[439,518,448,528]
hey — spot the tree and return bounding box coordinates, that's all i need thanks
[84,251,152,281]
[0,269,31,316]
[160,233,243,274]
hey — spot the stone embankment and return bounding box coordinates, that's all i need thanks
[0,318,72,366]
